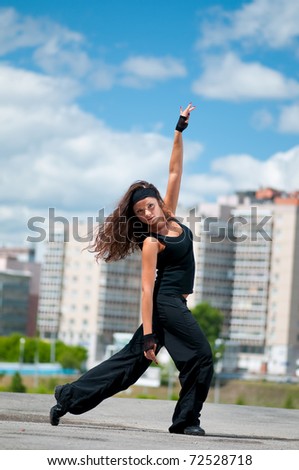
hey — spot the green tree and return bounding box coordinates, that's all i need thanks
[0,334,88,370]
[0,334,51,363]
[0,333,24,362]
[191,302,224,343]
[191,302,224,360]
[9,372,26,393]
[284,394,295,409]
[55,341,88,370]
[19,337,51,363]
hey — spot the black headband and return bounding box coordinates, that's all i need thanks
[131,187,158,206]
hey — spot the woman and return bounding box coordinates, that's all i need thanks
[50,103,214,436]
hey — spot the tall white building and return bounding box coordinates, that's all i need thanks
[266,201,299,375]
[184,191,299,377]
[187,204,235,338]
[37,232,65,338]
[230,206,273,373]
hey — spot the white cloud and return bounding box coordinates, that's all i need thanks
[175,146,299,207]
[211,147,299,193]
[0,8,187,91]
[90,55,187,90]
[121,56,187,86]
[0,7,84,56]
[0,7,93,82]
[278,102,299,133]
[89,61,117,90]
[34,38,91,77]
[87,55,188,90]
[0,64,80,108]
[0,63,201,245]
[198,0,299,50]
[251,108,274,130]
[179,174,232,207]
[13,127,200,211]
[192,53,299,100]
[0,7,44,54]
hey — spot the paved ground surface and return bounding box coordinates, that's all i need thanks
[0,392,298,450]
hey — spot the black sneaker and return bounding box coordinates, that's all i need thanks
[50,385,65,426]
[183,425,205,436]
[50,404,63,426]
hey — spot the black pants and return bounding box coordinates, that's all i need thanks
[55,294,214,433]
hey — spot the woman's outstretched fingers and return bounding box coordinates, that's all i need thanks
[181,103,196,120]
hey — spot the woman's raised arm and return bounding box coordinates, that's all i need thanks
[163,103,195,215]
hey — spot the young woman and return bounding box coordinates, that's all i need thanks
[50,103,214,436]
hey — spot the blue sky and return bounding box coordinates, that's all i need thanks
[1,0,299,247]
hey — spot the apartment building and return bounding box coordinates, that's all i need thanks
[187,204,235,338]
[37,232,65,339]
[0,247,40,336]
[190,191,299,377]
[0,270,31,335]
[230,205,273,373]
[266,200,299,376]
[97,254,142,352]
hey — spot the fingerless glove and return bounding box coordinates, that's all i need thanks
[143,333,157,352]
[175,115,189,132]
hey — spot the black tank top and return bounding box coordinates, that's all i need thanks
[149,219,195,295]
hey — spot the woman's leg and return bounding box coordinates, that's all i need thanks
[155,295,214,434]
[50,325,158,423]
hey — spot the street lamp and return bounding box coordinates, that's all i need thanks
[34,337,39,388]
[50,332,56,363]
[214,338,224,404]
[19,337,25,369]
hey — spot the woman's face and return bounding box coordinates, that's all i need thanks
[133,197,165,230]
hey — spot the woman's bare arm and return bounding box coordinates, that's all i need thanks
[141,237,159,364]
[163,103,195,215]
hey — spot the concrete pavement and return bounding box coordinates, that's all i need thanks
[0,392,298,450]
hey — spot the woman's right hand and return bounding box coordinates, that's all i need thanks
[144,345,158,365]
[143,333,158,364]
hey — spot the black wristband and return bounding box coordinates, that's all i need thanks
[175,115,189,132]
[143,333,157,352]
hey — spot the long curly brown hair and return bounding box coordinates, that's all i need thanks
[90,180,172,262]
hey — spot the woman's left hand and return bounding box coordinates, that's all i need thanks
[180,102,196,123]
